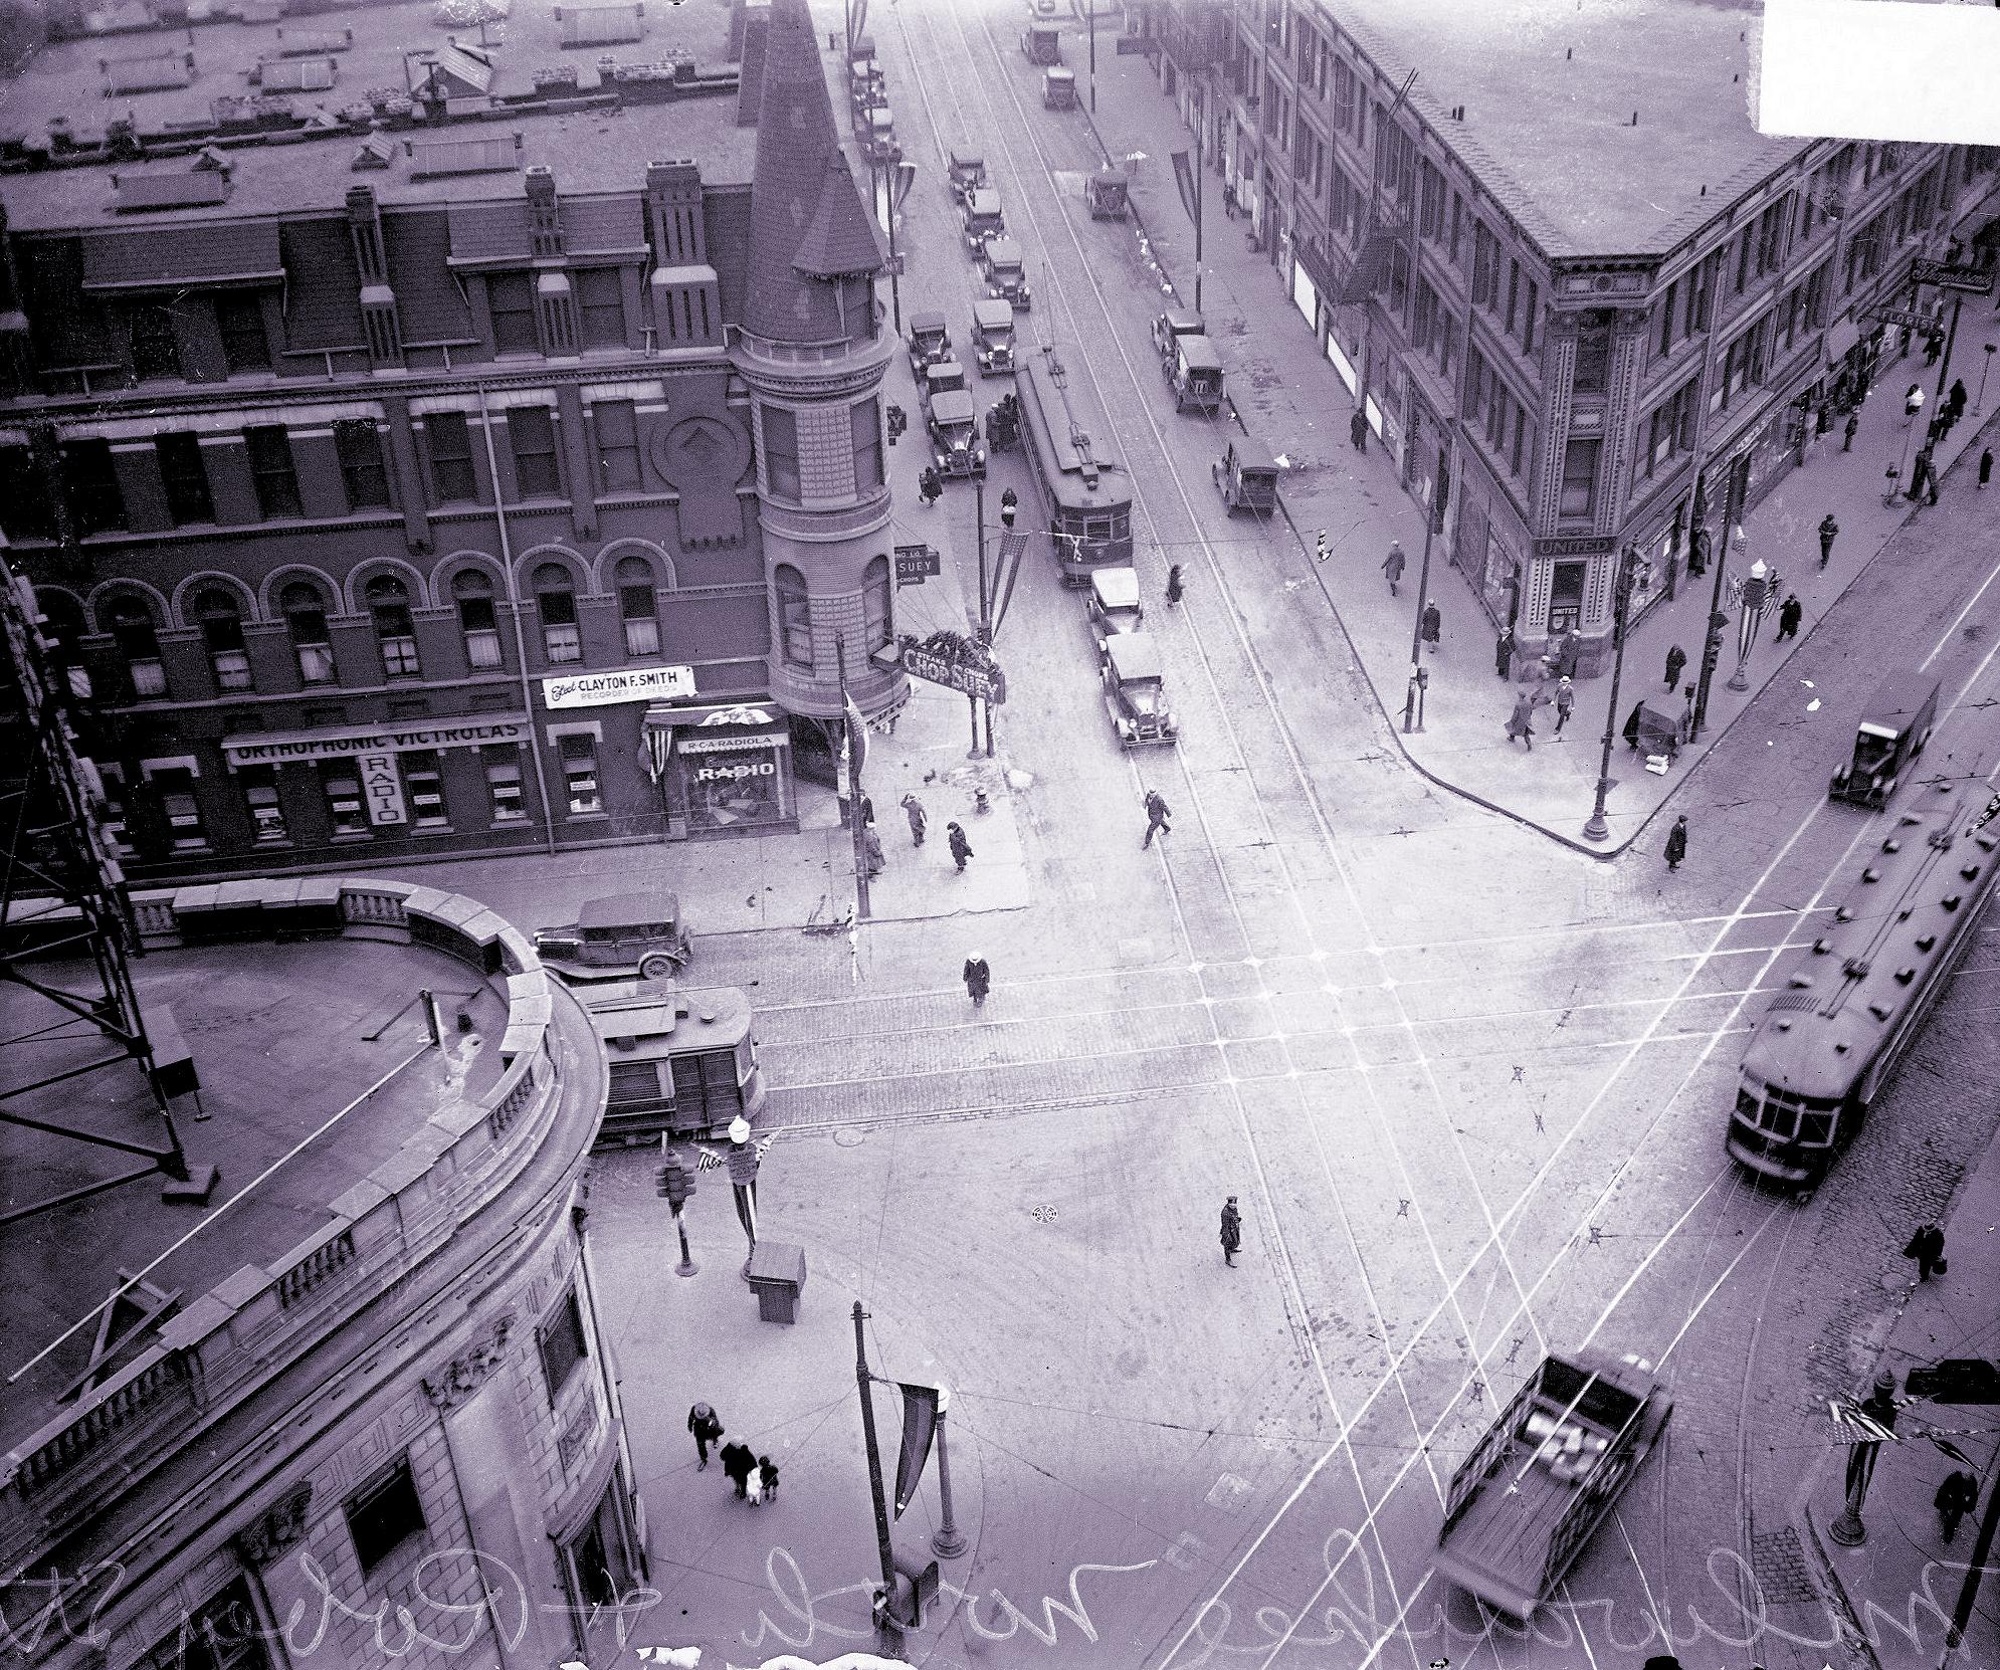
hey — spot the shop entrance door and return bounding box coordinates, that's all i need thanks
[1548,560,1586,635]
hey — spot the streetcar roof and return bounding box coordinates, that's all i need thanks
[1019,352,1129,504]
[1859,672,1940,733]
[582,981,752,1050]
[973,299,1016,330]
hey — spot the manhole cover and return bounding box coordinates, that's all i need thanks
[1205,1472,1252,1513]
[833,1128,865,1147]
[1030,1203,1059,1223]
[1749,1526,1820,1604]
[1163,1531,1206,1570]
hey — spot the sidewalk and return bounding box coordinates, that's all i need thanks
[1796,1128,2000,1669]
[1075,43,2000,855]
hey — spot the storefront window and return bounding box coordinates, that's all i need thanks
[106,594,167,698]
[775,565,812,669]
[535,563,582,664]
[404,750,448,828]
[565,1484,636,1612]
[452,569,504,670]
[241,765,286,842]
[320,762,369,836]
[282,581,336,684]
[616,555,660,657]
[193,587,253,692]
[152,767,207,851]
[560,734,601,815]
[863,556,892,654]
[366,575,421,678]
[483,744,527,822]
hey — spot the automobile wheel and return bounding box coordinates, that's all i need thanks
[639,952,675,981]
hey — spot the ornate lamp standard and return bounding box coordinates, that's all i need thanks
[1582,545,1641,843]
[1726,556,1772,692]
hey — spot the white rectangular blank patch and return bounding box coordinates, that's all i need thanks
[1758,0,2000,144]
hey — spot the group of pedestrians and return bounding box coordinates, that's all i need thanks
[687,1402,780,1505]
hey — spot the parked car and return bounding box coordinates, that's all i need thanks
[1085,166,1128,219]
[1102,633,1177,746]
[1166,332,1225,415]
[961,187,1005,254]
[1214,437,1280,515]
[907,311,952,377]
[981,236,1032,309]
[927,389,986,478]
[1022,20,1062,61]
[534,890,692,984]
[1152,308,1206,366]
[1044,66,1077,108]
[1087,565,1143,657]
[971,297,1017,374]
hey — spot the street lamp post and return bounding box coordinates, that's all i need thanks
[1979,341,1995,414]
[1725,556,1772,692]
[1087,0,1096,114]
[725,1114,760,1279]
[930,1386,969,1558]
[1828,1370,1900,1546]
[1581,547,1639,843]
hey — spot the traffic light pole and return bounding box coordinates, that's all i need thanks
[658,1143,698,1276]
[1691,456,1746,738]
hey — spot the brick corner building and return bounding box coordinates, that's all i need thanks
[0,0,903,880]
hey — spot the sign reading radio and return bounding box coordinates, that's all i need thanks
[222,716,531,767]
[542,664,697,711]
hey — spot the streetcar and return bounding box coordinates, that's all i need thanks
[1015,345,1134,585]
[1730,803,2000,1188]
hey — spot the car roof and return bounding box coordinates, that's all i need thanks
[1107,633,1163,678]
[1092,565,1141,608]
[950,146,985,169]
[926,359,965,384]
[1230,439,1279,472]
[974,298,1015,328]
[968,188,1002,215]
[1157,309,1205,335]
[576,891,680,930]
[909,311,948,335]
[1861,672,1940,729]
[985,236,1023,262]
[930,389,976,422]
[1176,335,1225,370]
[1046,66,1075,79]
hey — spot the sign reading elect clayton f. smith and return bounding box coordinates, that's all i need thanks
[543,665,697,710]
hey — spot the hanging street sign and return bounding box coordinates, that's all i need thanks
[1909,259,1996,295]
[896,632,1007,704]
[894,543,941,586]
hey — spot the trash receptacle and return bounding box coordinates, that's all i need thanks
[746,1241,806,1324]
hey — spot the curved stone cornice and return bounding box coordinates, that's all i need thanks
[759,494,894,543]
[731,328,895,401]
[420,1311,517,1412]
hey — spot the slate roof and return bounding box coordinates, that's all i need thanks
[1325,0,1809,260]
[739,0,880,344]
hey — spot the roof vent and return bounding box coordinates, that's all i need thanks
[1867,1001,1892,1022]
[1882,838,1901,853]
[1812,937,1832,953]
[1835,906,1854,922]
[1842,957,1870,978]
[1916,933,1936,951]
[1834,1041,1850,1053]
[1894,967,1915,985]
[111,170,234,212]
[1962,864,1981,881]
[1862,867,1881,883]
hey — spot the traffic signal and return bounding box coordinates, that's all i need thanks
[656,1151,695,1211]
[999,488,1017,528]
[886,403,907,444]
[1315,530,1330,563]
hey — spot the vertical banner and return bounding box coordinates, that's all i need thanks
[1170,150,1199,229]
[892,1383,940,1517]
[359,754,407,825]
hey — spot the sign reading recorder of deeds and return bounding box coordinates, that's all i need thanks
[543,664,697,710]
[222,715,530,767]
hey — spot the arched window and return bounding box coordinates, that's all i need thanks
[534,562,582,664]
[365,574,420,677]
[862,556,892,655]
[451,569,504,670]
[192,586,253,692]
[281,580,335,684]
[775,565,812,670]
[35,591,91,699]
[103,594,166,698]
[615,555,659,658]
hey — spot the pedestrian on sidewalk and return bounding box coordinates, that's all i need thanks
[1166,563,1186,606]
[963,953,991,1006]
[1664,814,1688,871]
[1906,382,1925,424]
[1843,410,1859,452]
[1382,541,1406,597]
[1902,1221,1946,1280]
[1142,788,1172,847]
[1552,676,1575,737]
[1349,408,1368,452]
[1495,626,1515,681]
[1775,594,1803,642]
[688,1403,724,1470]
[1925,331,1943,368]
[1664,643,1688,692]
[745,1461,764,1506]
[1949,377,1967,421]
[1688,526,1711,577]
[1936,1469,1979,1543]
[1220,1196,1242,1266]
[1420,600,1442,652]
[720,1440,756,1500]
[758,1455,781,1503]
[1981,447,1993,489]
[919,464,943,507]
[1918,445,1940,506]
[902,792,927,846]
[1505,690,1540,751]
[947,821,972,872]
[1552,629,1582,680]
[1819,512,1839,568]
[862,823,885,878]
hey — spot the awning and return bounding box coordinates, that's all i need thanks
[641,700,790,781]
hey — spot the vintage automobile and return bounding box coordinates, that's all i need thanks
[971,297,1017,374]
[1214,438,1280,515]
[1102,632,1177,746]
[927,389,987,479]
[907,310,952,377]
[1434,1348,1671,1622]
[1167,332,1225,415]
[1043,66,1077,109]
[1087,565,1144,658]
[948,146,987,207]
[534,890,692,984]
[856,103,897,164]
[848,59,883,115]
[921,357,969,408]
[981,236,1032,309]
[1151,308,1205,366]
[580,980,766,1146]
[1830,672,1940,807]
[961,187,1005,254]
[1085,166,1129,220]
[1022,20,1062,62]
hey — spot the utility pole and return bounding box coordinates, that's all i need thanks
[1087,0,1096,114]
[1192,103,1205,315]
[1582,548,1637,842]
[1691,454,1745,738]
[852,1302,903,1650]
[835,633,871,920]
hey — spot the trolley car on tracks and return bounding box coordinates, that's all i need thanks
[1015,345,1133,585]
[1730,801,2000,1189]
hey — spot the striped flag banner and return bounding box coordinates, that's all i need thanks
[1828,1398,1899,1443]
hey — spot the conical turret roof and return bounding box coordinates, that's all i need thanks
[742,0,882,343]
